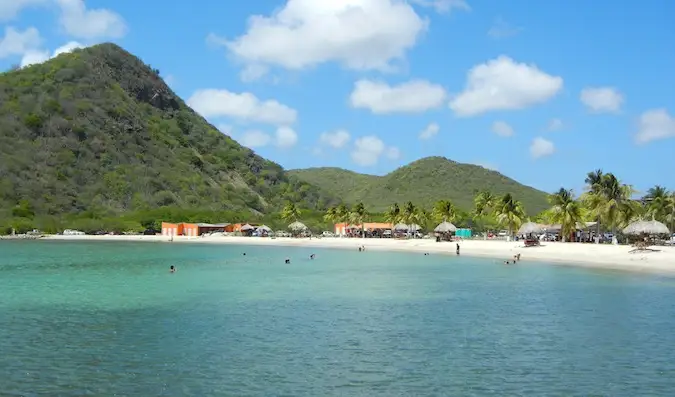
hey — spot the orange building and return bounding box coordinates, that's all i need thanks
[161,222,230,237]
[334,222,393,235]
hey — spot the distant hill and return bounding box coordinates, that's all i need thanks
[0,43,336,222]
[289,157,550,214]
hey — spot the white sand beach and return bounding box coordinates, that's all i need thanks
[43,234,675,275]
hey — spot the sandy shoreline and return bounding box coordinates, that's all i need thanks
[38,234,675,275]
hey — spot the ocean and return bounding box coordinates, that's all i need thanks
[1,240,674,396]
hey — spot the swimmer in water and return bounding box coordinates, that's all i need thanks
[456,243,460,255]
[504,260,510,265]
[285,258,290,264]
[516,253,521,261]
[243,253,246,256]
[170,265,176,273]
[310,254,315,260]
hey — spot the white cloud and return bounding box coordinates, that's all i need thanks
[351,135,398,166]
[530,137,555,159]
[239,130,272,148]
[635,108,675,144]
[187,89,297,126]
[21,40,84,67]
[275,126,298,148]
[0,26,42,58]
[449,55,563,117]
[487,17,521,39]
[409,0,469,13]
[547,118,563,131]
[319,129,350,148]
[0,0,46,21]
[350,79,447,114]
[491,121,513,137]
[213,0,428,80]
[580,87,623,113]
[56,0,126,39]
[419,122,439,140]
[386,146,401,160]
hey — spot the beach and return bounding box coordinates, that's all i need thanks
[42,234,675,275]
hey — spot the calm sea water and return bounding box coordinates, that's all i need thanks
[1,241,674,396]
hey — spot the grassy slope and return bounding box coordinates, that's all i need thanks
[0,43,337,220]
[289,157,550,214]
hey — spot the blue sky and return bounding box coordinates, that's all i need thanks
[1,0,674,196]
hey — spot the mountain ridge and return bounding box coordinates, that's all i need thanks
[289,156,550,214]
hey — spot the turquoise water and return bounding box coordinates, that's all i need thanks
[1,241,675,396]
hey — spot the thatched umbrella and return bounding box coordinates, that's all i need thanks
[434,221,457,233]
[257,225,272,232]
[409,224,421,232]
[240,224,254,231]
[393,223,409,231]
[623,220,670,235]
[518,222,544,235]
[288,221,308,231]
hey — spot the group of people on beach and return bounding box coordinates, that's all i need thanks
[504,253,521,265]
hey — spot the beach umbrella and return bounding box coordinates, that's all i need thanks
[257,225,272,232]
[393,223,409,231]
[517,222,544,235]
[409,224,421,232]
[240,224,254,231]
[434,221,457,233]
[622,220,670,235]
[288,221,308,230]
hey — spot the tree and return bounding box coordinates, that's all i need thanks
[384,203,401,225]
[645,185,670,222]
[473,190,496,217]
[401,201,417,226]
[494,193,525,236]
[335,203,349,224]
[280,202,301,222]
[432,199,457,223]
[548,188,583,242]
[349,202,368,238]
[323,207,337,223]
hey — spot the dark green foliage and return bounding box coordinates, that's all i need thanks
[0,43,337,231]
[289,157,550,215]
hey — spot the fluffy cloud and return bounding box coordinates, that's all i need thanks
[21,40,83,67]
[487,17,521,39]
[0,27,41,58]
[0,0,46,21]
[419,122,439,140]
[319,129,350,148]
[580,87,623,113]
[449,56,563,117]
[351,135,399,166]
[530,137,555,159]
[409,0,469,13]
[187,89,297,126]
[350,79,447,114]
[275,126,298,148]
[547,118,563,131]
[635,108,675,144]
[56,0,126,39]
[491,121,513,137]
[212,0,428,80]
[239,130,272,148]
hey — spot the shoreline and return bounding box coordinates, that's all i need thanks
[35,234,675,276]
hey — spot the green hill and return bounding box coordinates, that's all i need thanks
[289,157,550,214]
[0,43,336,226]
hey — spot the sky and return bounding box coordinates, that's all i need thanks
[1,0,674,196]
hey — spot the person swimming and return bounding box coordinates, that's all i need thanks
[516,253,521,261]
[504,260,510,265]
[284,258,290,264]
[310,254,315,260]
[170,265,176,273]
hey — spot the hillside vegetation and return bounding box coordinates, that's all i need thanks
[289,157,550,214]
[0,43,337,232]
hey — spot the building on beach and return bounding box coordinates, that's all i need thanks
[334,222,393,236]
[161,222,231,237]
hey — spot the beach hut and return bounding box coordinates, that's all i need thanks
[517,222,544,235]
[393,223,409,231]
[434,221,457,233]
[257,225,272,232]
[623,219,670,235]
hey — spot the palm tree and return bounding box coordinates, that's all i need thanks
[384,203,401,225]
[349,202,367,238]
[473,190,496,217]
[280,202,301,222]
[432,200,457,223]
[583,173,636,238]
[335,203,349,224]
[401,201,417,226]
[548,188,583,242]
[494,193,526,237]
[415,208,431,231]
[323,207,337,223]
[584,169,604,241]
[666,193,675,233]
[645,185,670,222]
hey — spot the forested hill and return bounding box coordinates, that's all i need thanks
[0,43,336,224]
[289,157,550,214]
